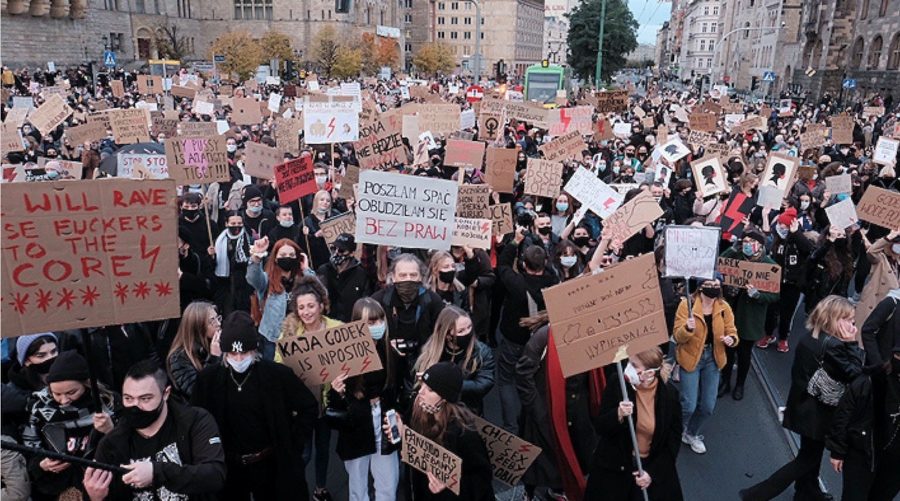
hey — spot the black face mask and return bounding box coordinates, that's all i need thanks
[276,257,299,272]
[330,253,350,267]
[448,333,472,353]
[29,357,56,375]
[701,286,721,298]
[395,280,421,304]
[537,226,552,236]
[573,236,590,247]
[438,270,456,284]
[834,237,848,246]
[182,209,199,221]
[121,400,164,429]
[227,226,242,236]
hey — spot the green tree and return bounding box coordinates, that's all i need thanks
[209,31,263,81]
[312,26,341,77]
[332,46,363,79]
[566,0,638,83]
[260,30,294,63]
[413,43,455,76]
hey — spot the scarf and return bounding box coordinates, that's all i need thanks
[214,230,249,277]
[546,329,605,501]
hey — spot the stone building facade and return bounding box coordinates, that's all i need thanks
[676,0,722,81]
[544,0,574,66]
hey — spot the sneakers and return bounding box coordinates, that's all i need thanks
[682,432,707,454]
[777,339,789,353]
[756,335,776,349]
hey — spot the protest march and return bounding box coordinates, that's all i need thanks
[1,60,899,501]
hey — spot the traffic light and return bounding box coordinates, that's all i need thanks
[335,0,350,13]
[751,76,758,91]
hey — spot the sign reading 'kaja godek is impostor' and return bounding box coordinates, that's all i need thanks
[276,320,383,387]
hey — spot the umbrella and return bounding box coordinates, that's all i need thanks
[99,142,165,176]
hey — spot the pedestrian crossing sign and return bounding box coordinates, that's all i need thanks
[103,50,117,69]
[762,71,776,82]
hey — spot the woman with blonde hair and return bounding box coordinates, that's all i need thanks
[585,347,683,500]
[740,295,864,500]
[303,189,342,268]
[166,301,221,398]
[425,251,468,308]
[411,306,495,415]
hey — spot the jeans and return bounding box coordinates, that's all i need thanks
[303,417,332,489]
[679,345,720,436]
[741,436,826,500]
[496,335,525,433]
[259,336,276,362]
[344,452,399,501]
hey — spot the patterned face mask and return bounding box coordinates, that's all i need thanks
[417,396,443,415]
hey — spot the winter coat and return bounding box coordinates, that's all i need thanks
[856,237,899,329]
[303,209,342,269]
[316,259,373,323]
[449,341,496,415]
[516,326,597,489]
[771,230,815,286]
[409,420,495,501]
[192,360,318,501]
[826,374,875,470]
[861,290,900,367]
[246,260,316,342]
[167,347,219,399]
[371,286,445,348]
[673,296,738,372]
[0,434,30,501]
[497,242,560,345]
[454,249,496,341]
[720,248,780,342]
[804,239,854,309]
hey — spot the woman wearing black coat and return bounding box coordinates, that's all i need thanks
[740,295,863,500]
[803,226,856,312]
[585,347,683,501]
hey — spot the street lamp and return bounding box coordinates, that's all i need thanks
[467,0,482,83]
[711,22,785,86]
[595,0,607,87]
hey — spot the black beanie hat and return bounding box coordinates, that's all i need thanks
[242,184,263,205]
[743,229,766,246]
[220,311,259,354]
[422,362,463,403]
[46,350,90,383]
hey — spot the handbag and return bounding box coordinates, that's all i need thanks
[806,338,846,406]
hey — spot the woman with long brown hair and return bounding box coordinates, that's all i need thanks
[411,306,495,415]
[804,225,856,312]
[166,301,221,398]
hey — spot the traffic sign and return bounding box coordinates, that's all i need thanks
[762,71,776,82]
[842,78,857,89]
[466,84,484,103]
[103,50,117,69]
[214,54,226,63]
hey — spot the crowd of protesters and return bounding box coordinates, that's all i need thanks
[1,61,899,501]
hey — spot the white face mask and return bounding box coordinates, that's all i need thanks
[560,255,578,268]
[892,243,900,255]
[227,355,254,373]
[226,144,237,153]
[800,201,810,210]
[624,362,641,386]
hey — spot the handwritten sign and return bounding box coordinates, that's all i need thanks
[663,225,720,279]
[276,320,383,387]
[274,156,317,204]
[603,191,664,244]
[831,115,853,145]
[856,186,900,229]
[232,97,264,125]
[338,165,359,200]
[543,253,669,377]
[304,110,359,144]
[1,123,24,156]
[401,427,462,496]
[109,109,151,144]
[170,85,197,99]
[490,203,513,236]
[472,415,542,486]
[320,212,356,246]
[540,130,587,162]
[717,257,782,293]
[524,159,563,199]
[165,136,229,184]
[456,184,490,219]
[563,167,623,219]
[117,153,168,179]
[274,117,302,156]
[594,90,628,113]
[451,217,492,249]
[110,80,125,98]
[800,128,827,151]
[445,139,486,168]
[28,94,73,136]
[825,173,852,194]
[355,170,458,251]
[0,179,179,337]
[243,141,282,180]
[480,97,549,129]
[353,116,406,169]
[824,197,859,230]
[690,112,717,133]
[548,106,593,136]
[484,147,517,193]
[873,136,899,165]
[418,104,461,136]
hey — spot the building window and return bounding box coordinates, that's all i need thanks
[889,34,900,69]
[234,0,271,20]
[851,37,865,68]
[451,1,458,9]
[868,36,883,69]
[438,31,445,39]
[743,22,751,39]
[451,17,457,24]
[879,0,888,16]
[701,23,707,33]
[700,40,706,51]
[438,17,444,24]
[464,31,471,39]
[103,0,118,10]
[711,24,716,33]
[404,13,412,23]
[464,16,471,24]
[451,31,458,39]
[709,41,715,51]
[438,2,445,10]
[380,9,384,24]
[366,7,371,23]
[135,0,145,12]
[713,6,718,14]
[861,0,870,17]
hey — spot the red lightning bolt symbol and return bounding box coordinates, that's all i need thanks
[340,363,350,376]
[360,356,372,373]
[319,367,330,381]
[721,193,748,233]
[481,222,491,233]
[327,118,336,137]
[518,444,532,453]
[560,109,572,131]
[602,197,617,209]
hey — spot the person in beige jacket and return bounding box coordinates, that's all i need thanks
[855,230,900,330]
[673,276,738,455]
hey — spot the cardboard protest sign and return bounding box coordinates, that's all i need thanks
[478,111,503,141]
[276,320,383,387]
[484,147,517,193]
[401,426,462,495]
[274,117,303,156]
[456,184,490,219]
[543,253,669,377]
[12,96,34,110]
[825,173,852,194]
[663,225,720,279]
[151,116,179,138]
[193,100,214,116]
[170,85,197,99]
[612,122,632,138]
[563,167,623,219]
[472,415,542,486]
[110,80,125,98]
[873,137,899,165]
[320,212,356,247]
[548,106,593,136]
[1,122,24,156]
[862,106,884,119]
[444,139,486,168]
[243,142,281,180]
[451,217,492,249]
[4,107,30,129]
[686,130,715,150]
[756,185,783,209]
[717,257,782,293]
[355,170,458,251]
[338,165,359,200]
[831,115,854,145]
[524,159,563,199]
[658,137,691,163]
[731,115,767,134]
[856,186,900,229]
[540,130,587,163]
[117,153,168,179]
[109,109,151,144]
[418,104,461,136]
[304,110,360,144]
[233,97,264,125]
[824,198,859,229]
[602,191,664,245]
[594,90,628,113]
[690,112,717,133]
[490,203,514,236]
[136,75,163,95]
[0,179,179,337]
[28,94,73,136]
[759,153,799,201]
[718,189,757,238]
[37,158,82,180]
[354,116,406,169]
[800,128,827,151]
[274,156,316,204]
[178,121,218,137]
[165,136,229,184]
[690,156,727,198]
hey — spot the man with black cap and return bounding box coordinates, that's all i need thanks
[83,359,225,501]
[719,227,780,400]
[192,311,319,501]
[240,184,275,241]
[180,192,218,262]
[316,233,372,322]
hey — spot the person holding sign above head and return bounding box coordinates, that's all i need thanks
[303,190,343,269]
[325,298,400,501]
[211,210,255,317]
[719,228,780,401]
[192,311,318,501]
[394,362,494,501]
[247,236,313,361]
[585,348,684,501]
[673,274,738,455]
[277,275,341,501]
